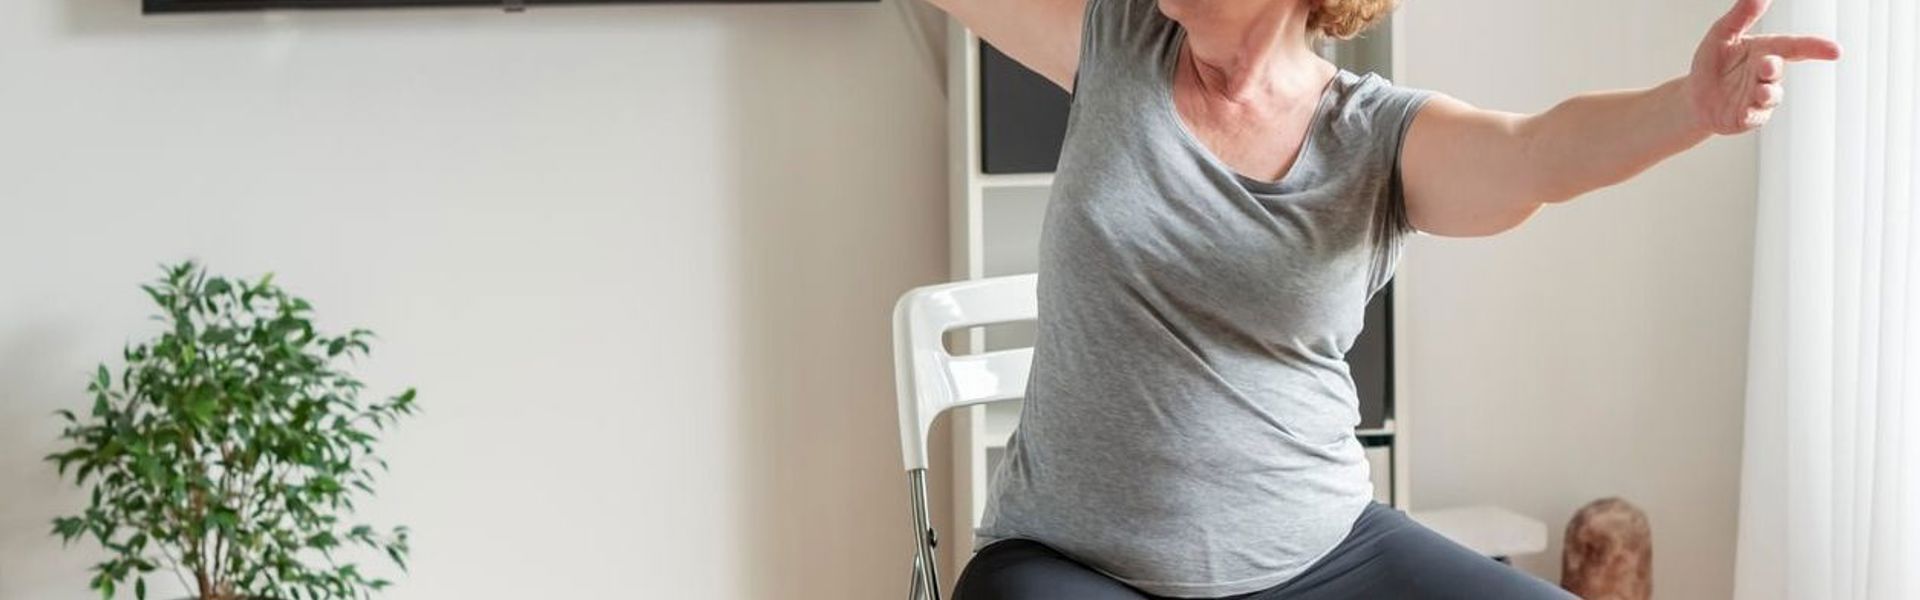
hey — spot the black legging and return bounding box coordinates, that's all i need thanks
[954,503,1578,600]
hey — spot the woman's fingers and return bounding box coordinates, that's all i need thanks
[1757,54,1786,83]
[1715,0,1772,38]
[1754,82,1783,109]
[1749,34,1843,62]
[1731,34,1833,127]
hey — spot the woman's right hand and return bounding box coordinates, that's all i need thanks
[1684,0,1841,135]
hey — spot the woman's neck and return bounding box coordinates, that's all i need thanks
[1174,4,1327,103]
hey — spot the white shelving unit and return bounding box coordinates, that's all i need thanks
[939,16,1413,581]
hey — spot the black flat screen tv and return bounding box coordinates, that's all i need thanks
[147,0,870,13]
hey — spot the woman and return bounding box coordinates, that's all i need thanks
[920,0,1839,598]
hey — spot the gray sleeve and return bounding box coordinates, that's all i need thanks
[1356,76,1434,291]
[1370,78,1435,238]
[1073,0,1170,91]
[1070,0,1106,92]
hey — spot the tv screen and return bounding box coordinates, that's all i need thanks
[147,0,870,13]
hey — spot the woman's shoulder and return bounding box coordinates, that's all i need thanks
[1085,0,1164,29]
[1325,70,1435,134]
[1078,0,1176,68]
[1332,71,1427,111]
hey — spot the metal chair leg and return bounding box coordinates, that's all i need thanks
[908,469,942,600]
[908,554,925,600]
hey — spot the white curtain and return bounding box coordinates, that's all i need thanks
[1736,0,1920,599]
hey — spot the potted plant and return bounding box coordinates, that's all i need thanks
[46,261,417,600]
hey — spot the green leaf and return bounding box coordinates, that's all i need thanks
[386,545,408,572]
[51,516,86,542]
[139,284,168,309]
[135,577,146,600]
[307,531,338,549]
[207,506,240,532]
[47,448,88,476]
[185,391,218,425]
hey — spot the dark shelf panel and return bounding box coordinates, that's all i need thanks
[979,41,1071,174]
[1352,284,1395,430]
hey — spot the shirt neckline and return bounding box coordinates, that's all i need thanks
[1154,26,1348,195]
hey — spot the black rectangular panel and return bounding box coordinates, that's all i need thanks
[148,0,867,13]
[979,42,1071,174]
[1349,284,1394,430]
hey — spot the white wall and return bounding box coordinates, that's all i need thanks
[1396,1,1755,598]
[0,1,947,599]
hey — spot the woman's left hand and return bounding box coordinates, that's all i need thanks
[1686,0,1842,135]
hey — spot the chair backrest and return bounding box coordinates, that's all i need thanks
[893,273,1038,471]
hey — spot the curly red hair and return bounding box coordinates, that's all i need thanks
[1310,0,1398,39]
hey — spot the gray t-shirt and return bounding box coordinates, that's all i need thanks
[972,0,1434,597]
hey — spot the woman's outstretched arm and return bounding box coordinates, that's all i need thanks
[1398,0,1841,238]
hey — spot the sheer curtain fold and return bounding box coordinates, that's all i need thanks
[1737,1,1920,599]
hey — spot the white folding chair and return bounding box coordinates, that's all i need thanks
[893,273,1038,600]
